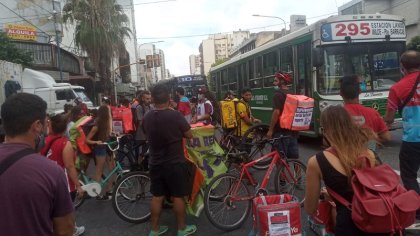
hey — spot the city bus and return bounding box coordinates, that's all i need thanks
[159,74,207,99]
[209,14,406,137]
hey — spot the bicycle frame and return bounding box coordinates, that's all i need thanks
[230,149,298,202]
[80,155,125,188]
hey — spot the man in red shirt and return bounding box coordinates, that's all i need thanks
[384,51,420,223]
[340,75,391,150]
[175,87,192,123]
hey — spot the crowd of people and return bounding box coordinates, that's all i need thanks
[0,50,419,236]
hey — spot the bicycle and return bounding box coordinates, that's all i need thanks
[203,136,306,231]
[111,170,151,223]
[74,135,132,208]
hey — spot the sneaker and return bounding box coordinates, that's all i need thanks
[177,224,197,236]
[406,221,420,231]
[148,225,168,236]
[74,226,85,236]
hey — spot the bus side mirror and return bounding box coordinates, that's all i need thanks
[312,48,324,68]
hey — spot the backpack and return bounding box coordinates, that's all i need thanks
[220,99,240,129]
[279,94,314,131]
[326,148,420,234]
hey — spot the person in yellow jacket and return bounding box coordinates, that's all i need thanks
[235,88,260,137]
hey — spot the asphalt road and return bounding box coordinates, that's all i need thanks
[76,129,419,236]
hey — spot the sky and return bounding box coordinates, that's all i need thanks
[134,0,351,76]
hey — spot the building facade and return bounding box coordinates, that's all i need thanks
[189,55,201,75]
[199,31,250,76]
[338,0,420,41]
[138,43,165,86]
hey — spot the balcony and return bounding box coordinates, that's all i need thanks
[11,41,81,75]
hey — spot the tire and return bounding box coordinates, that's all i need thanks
[112,171,152,223]
[274,159,307,205]
[73,180,85,209]
[241,124,271,170]
[204,173,251,231]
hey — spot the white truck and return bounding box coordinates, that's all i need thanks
[0,60,93,138]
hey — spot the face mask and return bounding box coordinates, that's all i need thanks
[198,94,204,100]
[400,69,406,77]
[274,86,280,91]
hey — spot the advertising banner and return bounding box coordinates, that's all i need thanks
[4,24,37,41]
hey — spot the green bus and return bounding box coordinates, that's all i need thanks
[209,14,406,137]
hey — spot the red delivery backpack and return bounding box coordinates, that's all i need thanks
[326,148,420,234]
[307,200,336,236]
[250,194,302,236]
[279,95,314,131]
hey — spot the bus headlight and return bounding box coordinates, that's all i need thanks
[319,100,343,112]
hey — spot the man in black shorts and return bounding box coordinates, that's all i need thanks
[143,84,197,236]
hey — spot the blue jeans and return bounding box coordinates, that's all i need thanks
[273,132,299,159]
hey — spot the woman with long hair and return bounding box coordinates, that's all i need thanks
[304,105,382,235]
[85,105,114,200]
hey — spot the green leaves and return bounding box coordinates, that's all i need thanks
[407,36,420,51]
[0,33,33,67]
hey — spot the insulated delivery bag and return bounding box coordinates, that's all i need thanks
[279,95,314,131]
[220,99,243,129]
[250,194,302,236]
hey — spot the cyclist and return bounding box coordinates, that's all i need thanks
[143,84,196,236]
[85,105,114,200]
[235,88,260,137]
[267,72,299,159]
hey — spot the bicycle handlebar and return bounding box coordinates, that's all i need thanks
[104,134,132,152]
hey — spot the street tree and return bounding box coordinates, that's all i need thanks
[407,36,420,51]
[0,33,33,66]
[62,0,132,95]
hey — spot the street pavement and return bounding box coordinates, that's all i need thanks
[76,129,419,236]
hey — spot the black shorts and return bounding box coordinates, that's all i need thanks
[149,161,191,197]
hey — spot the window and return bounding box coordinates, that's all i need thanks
[263,50,279,76]
[248,59,254,80]
[221,69,228,92]
[228,67,237,90]
[56,89,76,101]
[255,56,263,77]
[280,46,293,73]
[296,42,311,95]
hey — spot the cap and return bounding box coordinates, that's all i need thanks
[198,87,208,94]
[275,72,292,83]
[102,96,111,104]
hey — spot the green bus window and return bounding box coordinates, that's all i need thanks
[248,59,255,80]
[280,46,293,73]
[263,51,279,76]
[256,56,263,78]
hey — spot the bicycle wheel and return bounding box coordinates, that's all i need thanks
[204,173,251,231]
[274,159,307,205]
[73,180,85,209]
[241,124,271,169]
[112,171,152,223]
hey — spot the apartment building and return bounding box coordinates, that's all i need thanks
[199,31,250,76]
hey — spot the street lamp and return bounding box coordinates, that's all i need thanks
[252,14,287,32]
[139,41,164,87]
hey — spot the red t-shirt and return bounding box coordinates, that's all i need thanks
[344,103,388,134]
[41,135,76,192]
[387,71,420,112]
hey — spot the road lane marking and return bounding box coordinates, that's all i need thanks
[393,169,420,183]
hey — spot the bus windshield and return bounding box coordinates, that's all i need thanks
[317,42,405,95]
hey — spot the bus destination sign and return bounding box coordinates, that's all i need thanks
[321,20,406,42]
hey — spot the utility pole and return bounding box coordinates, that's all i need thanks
[52,1,63,82]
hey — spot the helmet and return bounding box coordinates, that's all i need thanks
[275,72,292,83]
[197,87,208,94]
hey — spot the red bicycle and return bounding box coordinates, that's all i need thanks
[203,136,306,231]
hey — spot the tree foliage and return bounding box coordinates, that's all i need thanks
[63,0,132,94]
[407,36,420,51]
[0,33,33,66]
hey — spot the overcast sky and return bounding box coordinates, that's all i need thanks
[134,0,351,76]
